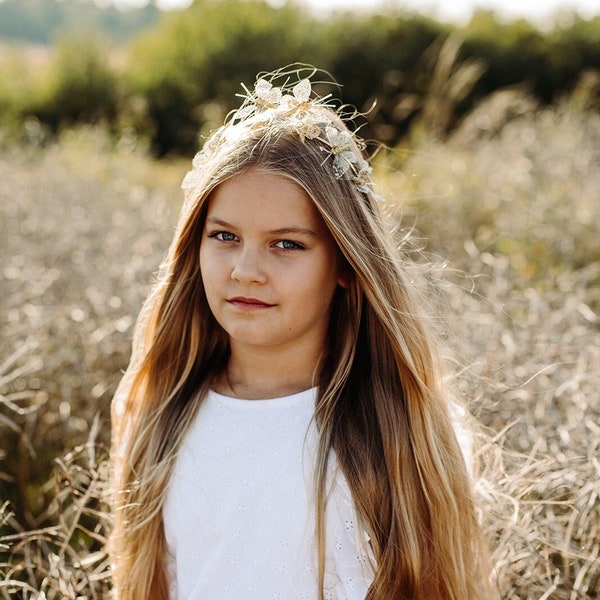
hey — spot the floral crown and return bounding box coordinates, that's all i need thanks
[182,68,379,199]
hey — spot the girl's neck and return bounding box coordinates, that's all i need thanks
[214,342,321,400]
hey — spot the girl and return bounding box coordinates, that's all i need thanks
[110,66,495,600]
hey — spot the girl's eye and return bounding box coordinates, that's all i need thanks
[275,240,304,251]
[209,231,237,242]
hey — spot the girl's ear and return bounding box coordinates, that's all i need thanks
[337,261,353,289]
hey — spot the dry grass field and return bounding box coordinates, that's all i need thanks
[1,94,599,598]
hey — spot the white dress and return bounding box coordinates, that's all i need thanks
[162,388,374,600]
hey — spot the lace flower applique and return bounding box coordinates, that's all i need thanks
[325,126,357,179]
[352,164,373,193]
[281,79,312,116]
[234,78,282,122]
[254,79,282,111]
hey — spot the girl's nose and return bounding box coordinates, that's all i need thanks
[230,246,267,284]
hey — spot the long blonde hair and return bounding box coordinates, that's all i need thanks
[110,67,495,599]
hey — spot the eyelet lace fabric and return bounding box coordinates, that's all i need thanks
[163,388,374,600]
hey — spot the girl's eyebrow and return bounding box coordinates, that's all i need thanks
[269,226,319,238]
[205,217,318,238]
[205,217,237,229]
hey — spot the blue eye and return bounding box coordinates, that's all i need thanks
[275,240,304,250]
[209,231,237,242]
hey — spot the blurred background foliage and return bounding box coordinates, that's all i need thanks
[0,0,598,154]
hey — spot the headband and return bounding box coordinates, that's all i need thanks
[182,67,379,199]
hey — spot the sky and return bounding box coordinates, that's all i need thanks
[115,0,599,24]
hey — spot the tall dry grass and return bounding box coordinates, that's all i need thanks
[1,95,599,597]
[0,129,183,597]
[383,92,600,598]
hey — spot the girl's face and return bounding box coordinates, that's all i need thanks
[200,168,345,359]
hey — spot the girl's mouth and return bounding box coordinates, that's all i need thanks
[228,296,274,309]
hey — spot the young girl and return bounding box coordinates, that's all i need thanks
[110,66,495,600]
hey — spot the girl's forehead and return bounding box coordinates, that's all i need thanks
[204,170,334,238]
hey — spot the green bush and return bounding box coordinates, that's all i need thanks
[460,11,600,104]
[319,13,447,127]
[126,0,317,155]
[0,48,40,135]
[30,31,120,132]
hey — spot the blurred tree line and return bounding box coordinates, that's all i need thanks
[0,0,598,155]
[0,0,160,45]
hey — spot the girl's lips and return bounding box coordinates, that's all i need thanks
[227,296,274,308]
